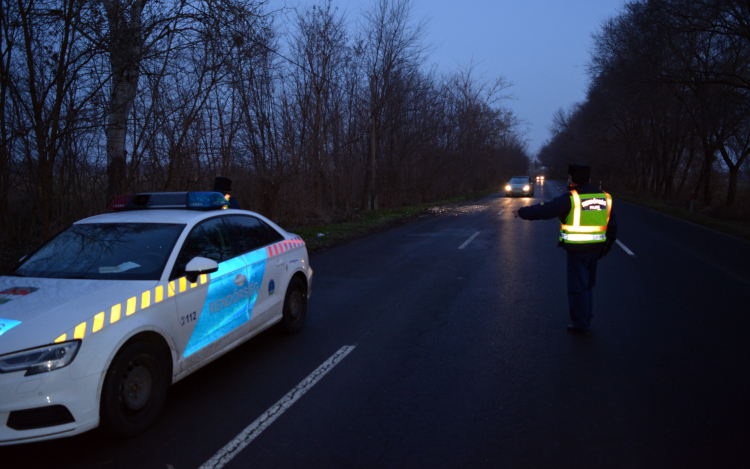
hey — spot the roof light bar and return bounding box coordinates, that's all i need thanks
[108,192,229,211]
[109,194,134,211]
[187,192,229,210]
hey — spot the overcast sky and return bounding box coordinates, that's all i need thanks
[273,0,626,157]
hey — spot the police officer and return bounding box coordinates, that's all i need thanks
[512,164,617,335]
[213,176,241,209]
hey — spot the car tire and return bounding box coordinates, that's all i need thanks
[99,341,169,437]
[279,277,307,334]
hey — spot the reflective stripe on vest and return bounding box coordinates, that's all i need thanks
[559,190,611,244]
[561,233,607,242]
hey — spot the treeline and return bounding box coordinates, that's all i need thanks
[538,0,750,211]
[0,0,529,247]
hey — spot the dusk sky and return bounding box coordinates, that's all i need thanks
[275,0,627,157]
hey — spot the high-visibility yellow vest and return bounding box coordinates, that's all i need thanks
[559,190,612,244]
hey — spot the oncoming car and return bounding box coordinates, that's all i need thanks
[0,192,312,445]
[505,176,534,197]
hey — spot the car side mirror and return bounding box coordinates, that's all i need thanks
[185,256,219,283]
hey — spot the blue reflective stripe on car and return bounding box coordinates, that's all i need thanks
[183,250,268,357]
[243,251,268,318]
[0,319,22,337]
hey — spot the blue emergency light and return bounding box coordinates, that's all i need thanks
[109,192,229,211]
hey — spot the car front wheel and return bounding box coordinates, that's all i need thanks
[99,341,169,437]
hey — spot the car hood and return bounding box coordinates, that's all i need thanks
[0,276,158,354]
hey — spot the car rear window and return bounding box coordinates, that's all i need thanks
[223,215,271,255]
[12,223,185,280]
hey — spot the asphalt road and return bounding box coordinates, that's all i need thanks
[4,181,750,468]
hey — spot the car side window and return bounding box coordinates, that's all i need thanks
[262,220,284,243]
[224,216,272,255]
[171,217,234,279]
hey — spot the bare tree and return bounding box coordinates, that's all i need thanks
[359,0,428,210]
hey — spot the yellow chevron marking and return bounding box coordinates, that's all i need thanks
[111,303,122,323]
[126,297,137,316]
[93,313,105,333]
[74,322,86,339]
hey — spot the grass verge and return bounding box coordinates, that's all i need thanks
[614,193,750,242]
[290,190,497,252]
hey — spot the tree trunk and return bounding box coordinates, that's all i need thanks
[726,165,739,207]
[675,143,695,198]
[104,0,145,202]
[697,131,716,206]
[363,119,378,210]
[38,158,53,241]
[717,141,749,207]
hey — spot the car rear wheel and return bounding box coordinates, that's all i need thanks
[99,341,169,437]
[279,277,307,334]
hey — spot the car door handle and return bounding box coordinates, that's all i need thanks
[276,259,286,266]
[234,274,246,287]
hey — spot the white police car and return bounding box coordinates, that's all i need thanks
[0,192,312,444]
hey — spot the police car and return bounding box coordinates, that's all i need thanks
[0,192,312,445]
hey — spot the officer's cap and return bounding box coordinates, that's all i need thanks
[214,176,232,192]
[568,164,590,184]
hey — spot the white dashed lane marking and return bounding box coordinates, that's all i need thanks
[616,239,635,256]
[459,231,481,250]
[498,209,505,215]
[199,345,357,469]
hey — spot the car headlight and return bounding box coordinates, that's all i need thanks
[523,185,530,191]
[505,185,512,191]
[0,340,81,376]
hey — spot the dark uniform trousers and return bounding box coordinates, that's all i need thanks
[567,249,599,330]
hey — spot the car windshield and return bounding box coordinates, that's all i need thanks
[11,223,185,280]
[510,177,528,184]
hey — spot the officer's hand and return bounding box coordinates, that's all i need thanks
[512,209,519,218]
[599,242,613,259]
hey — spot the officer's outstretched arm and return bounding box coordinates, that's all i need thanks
[517,194,571,221]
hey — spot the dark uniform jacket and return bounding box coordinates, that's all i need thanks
[226,195,241,209]
[517,182,618,253]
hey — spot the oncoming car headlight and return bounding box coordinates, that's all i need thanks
[523,185,530,191]
[0,340,81,376]
[505,185,512,191]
